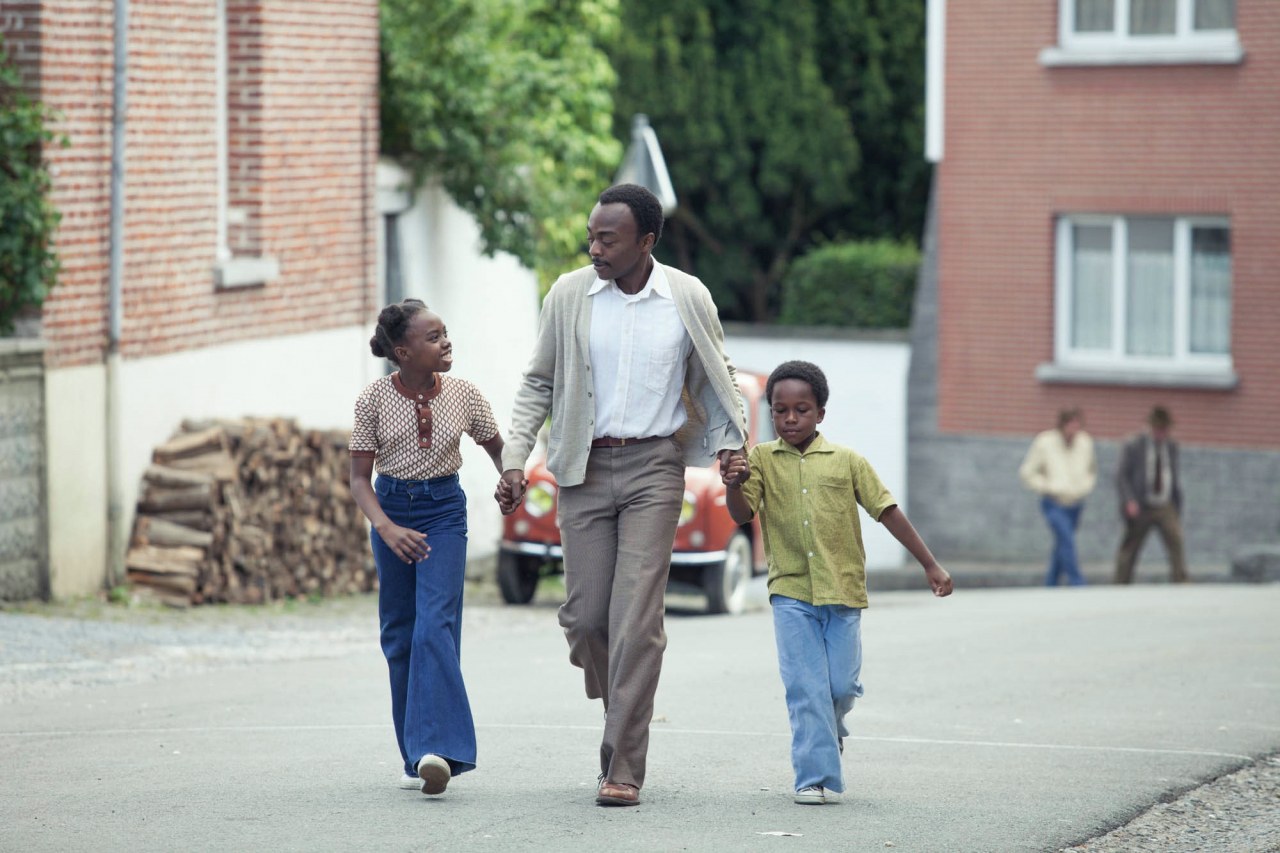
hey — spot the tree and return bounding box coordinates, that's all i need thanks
[380,0,622,286]
[611,0,928,322]
[0,36,64,334]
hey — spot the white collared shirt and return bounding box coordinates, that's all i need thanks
[588,263,693,439]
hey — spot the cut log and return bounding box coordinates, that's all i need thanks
[126,569,197,596]
[132,516,215,549]
[125,544,204,576]
[153,426,228,462]
[138,483,215,513]
[143,464,215,489]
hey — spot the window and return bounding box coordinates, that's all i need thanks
[214,0,279,289]
[1044,215,1234,387]
[1042,0,1242,66]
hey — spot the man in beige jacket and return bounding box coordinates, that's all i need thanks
[1019,408,1097,586]
[496,184,748,806]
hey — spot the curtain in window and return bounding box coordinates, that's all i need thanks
[1126,219,1174,356]
[1195,0,1235,30]
[1071,225,1112,349]
[1076,0,1115,32]
[1190,227,1231,354]
[1131,0,1176,34]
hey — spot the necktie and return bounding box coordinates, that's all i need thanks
[1153,445,1163,493]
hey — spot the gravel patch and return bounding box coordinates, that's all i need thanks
[1063,754,1280,852]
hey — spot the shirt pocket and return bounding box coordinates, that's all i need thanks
[644,346,682,395]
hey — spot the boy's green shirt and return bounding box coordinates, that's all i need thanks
[739,433,896,608]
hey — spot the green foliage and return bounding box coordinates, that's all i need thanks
[380,0,622,287]
[0,36,63,335]
[778,239,919,329]
[611,0,929,322]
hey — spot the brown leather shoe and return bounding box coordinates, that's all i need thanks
[596,779,640,806]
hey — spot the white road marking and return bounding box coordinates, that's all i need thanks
[0,721,1253,760]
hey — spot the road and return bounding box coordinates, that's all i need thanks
[1,583,1277,852]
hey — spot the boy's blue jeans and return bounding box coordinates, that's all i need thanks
[771,594,864,793]
[370,474,476,777]
[1040,496,1085,587]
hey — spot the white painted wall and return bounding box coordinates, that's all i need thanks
[723,327,912,570]
[44,364,109,598]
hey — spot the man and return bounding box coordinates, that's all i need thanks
[1114,405,1188,584]
[1019,408,1097,586]
[496,184,748,806]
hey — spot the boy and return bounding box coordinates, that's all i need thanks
[721,360,952,805]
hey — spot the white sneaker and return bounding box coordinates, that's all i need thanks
[417,754,451,795]
[794,785,826,805]
[398,773,421,790]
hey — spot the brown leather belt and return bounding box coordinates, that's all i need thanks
[590,434,670,448]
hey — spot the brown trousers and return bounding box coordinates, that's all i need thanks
[1114,502,1189,584]
[556,438,685,789]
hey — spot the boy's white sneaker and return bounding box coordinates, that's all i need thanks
[398,773,421,790]
[417,754,451,795]
[794,785,826,805]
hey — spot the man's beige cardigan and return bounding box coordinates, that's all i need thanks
[502,263,748,488]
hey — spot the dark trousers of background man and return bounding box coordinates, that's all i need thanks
[1115,503,1189,584]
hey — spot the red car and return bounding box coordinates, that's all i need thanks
[497,371,772,614]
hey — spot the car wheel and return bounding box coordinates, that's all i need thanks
[497,551,541,604]
[703,530,752,615]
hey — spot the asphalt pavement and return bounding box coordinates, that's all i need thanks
[1,575,1277,852]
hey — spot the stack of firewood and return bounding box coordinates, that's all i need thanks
[125,418,375,606]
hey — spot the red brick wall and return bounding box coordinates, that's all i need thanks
[30,2,114,367]
[937,0,1280,449]
[14,0,378,369]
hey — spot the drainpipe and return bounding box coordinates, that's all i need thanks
[105,0,128,587]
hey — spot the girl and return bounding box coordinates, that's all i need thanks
[349,298,507,796]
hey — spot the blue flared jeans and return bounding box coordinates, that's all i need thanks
[1040,496,1085,587]
[370,473,476,777]
[771,594,864,794]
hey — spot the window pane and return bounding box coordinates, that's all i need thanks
[1126,219,1174,356]
[1131,0,1176,34]
[1195,0,1235,30]
[1071,225,1112,350]
[1190,226,1231,354]
[1075,0,1115,33]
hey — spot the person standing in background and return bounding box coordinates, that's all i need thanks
[1115,406,1188,584]
[1019,408,1097,586]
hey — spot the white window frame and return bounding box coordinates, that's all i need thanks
[1041,0,1243,66]
[1039,214,1236,389]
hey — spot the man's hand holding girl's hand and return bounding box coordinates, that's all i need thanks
[495,469,528,516]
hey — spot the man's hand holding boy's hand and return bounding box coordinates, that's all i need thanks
[718,449,750,489]
[923,562,953,597]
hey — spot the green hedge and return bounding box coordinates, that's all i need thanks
[778,239,919,329]
[0,36,63,335]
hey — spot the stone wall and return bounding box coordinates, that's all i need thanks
[0,340,48,600]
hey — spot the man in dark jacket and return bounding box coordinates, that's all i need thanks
[1114,406,1188,583]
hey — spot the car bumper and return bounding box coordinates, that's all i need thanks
[500,540,726,566]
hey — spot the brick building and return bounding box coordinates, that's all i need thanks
[910,0,1280,571]
[3,1,382,596]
